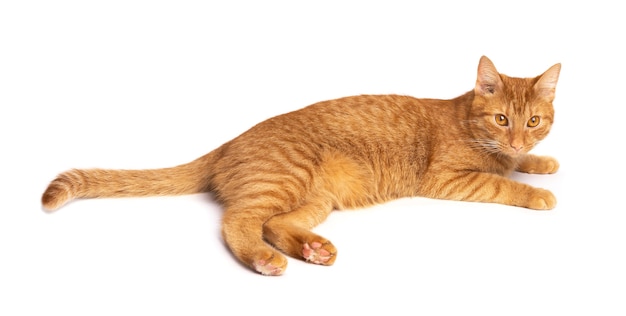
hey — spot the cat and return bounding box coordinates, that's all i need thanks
[42,56,561,276]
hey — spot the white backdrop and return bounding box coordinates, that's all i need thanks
[2,1,624,315]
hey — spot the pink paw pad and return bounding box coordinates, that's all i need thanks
[253,259,284,276]
[302,242,333,264]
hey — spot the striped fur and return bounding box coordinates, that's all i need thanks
[42,56,561,275]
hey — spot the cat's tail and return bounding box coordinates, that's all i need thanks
[41,151,218,212]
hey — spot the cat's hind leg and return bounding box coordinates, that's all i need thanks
[263,198,337,265]
[221,207,289,276]
[263,150,376,265]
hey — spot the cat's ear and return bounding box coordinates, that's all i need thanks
[475,56,503,96]
[534,63,561,102]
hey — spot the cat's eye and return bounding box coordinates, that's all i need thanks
[495,114,508,126]
[527,116,540,127]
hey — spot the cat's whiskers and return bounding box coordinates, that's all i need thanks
[462,138,506,156]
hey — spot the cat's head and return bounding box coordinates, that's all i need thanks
[469,56,561,158]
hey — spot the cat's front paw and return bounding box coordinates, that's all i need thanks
[538,156,559,174]
[527,188,556,210]
[516,155,559,174]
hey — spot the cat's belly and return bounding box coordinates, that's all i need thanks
[318,151,422,210]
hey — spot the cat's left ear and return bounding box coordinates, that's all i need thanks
[534,63,561,102]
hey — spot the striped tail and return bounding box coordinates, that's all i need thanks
[41,152,216,211]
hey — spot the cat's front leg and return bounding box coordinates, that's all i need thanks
[516,154,559,174]
[423,171,556,210]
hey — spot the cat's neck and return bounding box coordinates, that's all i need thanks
[454,90,476,115]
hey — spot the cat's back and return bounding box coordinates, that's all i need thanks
[218,94,462,164]
[246,94,437,144]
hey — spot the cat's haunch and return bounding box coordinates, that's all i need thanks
[42,56,561,275]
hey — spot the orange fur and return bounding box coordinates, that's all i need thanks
[42,56,561,275]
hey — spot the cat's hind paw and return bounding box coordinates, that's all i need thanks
[252,253,288,276]
[303,241,337,265]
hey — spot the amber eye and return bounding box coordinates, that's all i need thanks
[495,114,509,126]
[527,116,540,127]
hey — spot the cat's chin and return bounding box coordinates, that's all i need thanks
[507,153,522,159]
[503,149,531,159]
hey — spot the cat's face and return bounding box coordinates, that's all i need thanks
[472,76,555,157]
[470,57,561,158]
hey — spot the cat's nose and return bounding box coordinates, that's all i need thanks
[509,137,524,153]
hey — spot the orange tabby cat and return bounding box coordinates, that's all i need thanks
[42,56,561,275]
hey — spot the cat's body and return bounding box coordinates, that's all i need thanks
[42,56,561,275]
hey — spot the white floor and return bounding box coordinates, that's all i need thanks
[2,2,624,315]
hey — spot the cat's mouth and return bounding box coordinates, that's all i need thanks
[503,145,530,158]
[469,139,529,158]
